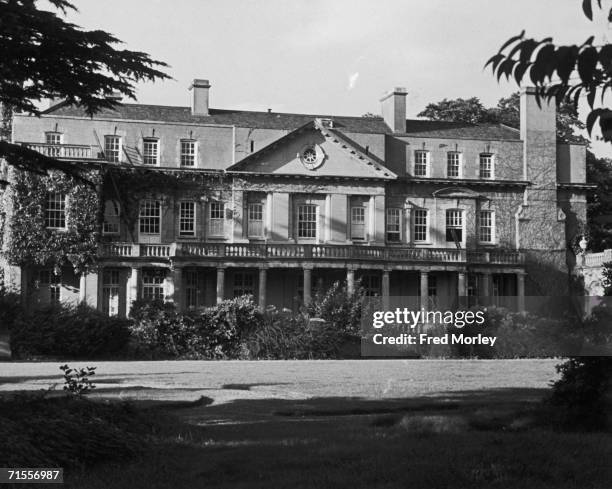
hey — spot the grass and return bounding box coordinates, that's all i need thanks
[66,393,612,489]
[2,360,610,488]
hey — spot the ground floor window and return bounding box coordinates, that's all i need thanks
[142,269,165,301]
[233,272,255,297]
[185,269,205,309]
[37,269,61,304]
[361,273,381,296]
[102,269,120,316]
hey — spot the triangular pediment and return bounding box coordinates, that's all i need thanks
[432,187,486,199]
[228,120,396,180]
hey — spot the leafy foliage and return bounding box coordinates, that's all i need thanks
[0,0,169,175]
[60,364,96,397]
[418,92,587,143]
[586,151,612,251]
[5,168,99,270]
[9,304,131,359]
[485,1,612,139]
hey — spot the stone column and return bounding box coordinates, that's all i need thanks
[457,272,467,307]
[171,266,183,311]
[303,266,313,306]
[382,269,390,310]
[126,267,140,317]
[79,273,87,304]
[216,267,225,304]
[481,271,491,299]
[517,271,526,312]
[420,271,429,311]
[347,268,355,295]
[258,267,267,310]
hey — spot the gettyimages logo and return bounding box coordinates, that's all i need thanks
[360,296,612,358]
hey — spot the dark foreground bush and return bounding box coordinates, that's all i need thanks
[10,304,131,359]
[0,394,158,468]
[545,357,612,431]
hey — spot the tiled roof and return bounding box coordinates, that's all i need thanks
[45,103,391,134]
[403,119,521,140]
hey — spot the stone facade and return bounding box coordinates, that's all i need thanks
[0,81,589,316]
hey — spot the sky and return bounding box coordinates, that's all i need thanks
[63,0,612,155]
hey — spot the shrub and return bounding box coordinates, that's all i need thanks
[10,304,131,359]
[128,296,263,359]
[307,280,364,336]
[242,309,347,359]
[546,357,612,431]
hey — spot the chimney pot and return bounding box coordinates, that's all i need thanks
[190,79,211,116]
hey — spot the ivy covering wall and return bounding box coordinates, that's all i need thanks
[4,168,100,271]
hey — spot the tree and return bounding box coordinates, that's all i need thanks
[418,92,587,143]
[587,151,612,251]
[417,97,489,124]
[487,0,612,430]
[0,0,170,176]
[485,0,612,140]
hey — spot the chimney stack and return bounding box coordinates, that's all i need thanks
[190,79,211,116]
[380,87,407,133]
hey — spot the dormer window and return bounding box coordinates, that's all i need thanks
[45,132,62,157]
[104,135,121,162]
[143,138,159,166]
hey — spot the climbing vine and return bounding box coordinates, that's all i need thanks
[102,168,229,241]
[5,168,100,271]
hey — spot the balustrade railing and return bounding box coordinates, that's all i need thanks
[21,142,94,159]
[99,241,524,264]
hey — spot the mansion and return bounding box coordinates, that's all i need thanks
[0,80,589,316]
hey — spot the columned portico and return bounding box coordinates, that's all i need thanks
[216,266,225,304]
[170,266,183,311]
[457,272,467,307]
[303,266,313,305]
[346,268,355,295]
[258,266,267,309]
[381,269,390,309]
[126,266,140,317]
[517,271,526,312]
[420,271,429,311]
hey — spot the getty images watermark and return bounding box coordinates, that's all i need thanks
[360,296,612,357]
[370,308,496,347]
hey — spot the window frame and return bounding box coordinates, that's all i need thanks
[446,151,462,178]
[104,135,122,162]
[297,204,318,240]
[138,199,162,236]
[233,271,255,297]
[142,137,160,166]
[102,200,120,235]
[208,201,225,237]
[479,153,494,179]
[178,201,197,238]
[386,207,401,242]
[247,202,265,238]
[478,210,495,244]
[445,209,464,243]
[350,206,366,241]
[413,208,428,243]
[180,139,197,167]
[141,269,165,301]
[413,150,429,177]
[102,269,120,316]
[45,192,67,230]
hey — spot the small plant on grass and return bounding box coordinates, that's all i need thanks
[60,364,96,397]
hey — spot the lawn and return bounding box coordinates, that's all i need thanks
[1,360,611,488]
